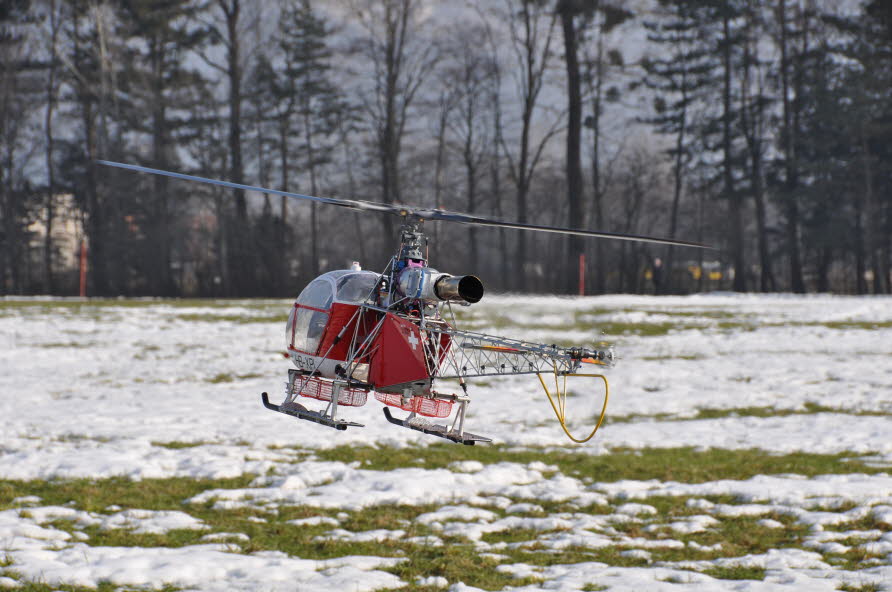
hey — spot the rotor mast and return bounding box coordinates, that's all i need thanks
[397,214,428,263]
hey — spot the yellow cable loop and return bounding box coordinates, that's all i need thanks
[537,366,609,444]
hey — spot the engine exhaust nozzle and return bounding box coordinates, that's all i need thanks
[435,275,484,304]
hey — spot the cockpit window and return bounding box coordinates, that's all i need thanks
[297,279,334,310]
[335,272,379,303]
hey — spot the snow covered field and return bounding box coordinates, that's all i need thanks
[1,294,891,591]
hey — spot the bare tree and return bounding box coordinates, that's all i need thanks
[442,26,498,273]
[499,0,562,290]
[195,0,258,294]
[738,0,775,291]
[577,2,631,293]
[59,1,119,295]
[348,0,437,240]
[558,0,585,293]
[43,0,62,293]
[776,0,806,292]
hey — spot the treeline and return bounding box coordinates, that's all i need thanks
[1,0,890,297]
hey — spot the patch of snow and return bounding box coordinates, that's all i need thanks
[98,509,209,535]
[506,503,543,514]
[199,532,250,542]
[620,549,652,561]
[286,516,339,527]
[416,505,498,525]
[314,528,406,543]
[449,461,485,473]
[615,503,658,516]
[416,575,449,587]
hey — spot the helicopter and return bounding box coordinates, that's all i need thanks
[98,160,708,445]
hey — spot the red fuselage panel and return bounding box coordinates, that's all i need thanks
[369,313,430,390]
[316,303,377,361]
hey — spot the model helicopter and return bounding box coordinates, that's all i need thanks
[98,160,708,445]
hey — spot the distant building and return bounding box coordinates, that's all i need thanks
[26,193,85,292]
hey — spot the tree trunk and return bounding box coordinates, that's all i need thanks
[490,73,508,291]
[816,246,831,292]
[84,104,107,295]
[590,32,605,295]
[722,8,746,292]
[854,191,867,294]
[433,97,448,266]
[303,108,320,277]
[150,36,174,296]
[559,1,585,294]
[779,0,805,292]
[220,0,249,295]
[665,62,688,295]
[739,12,775,292]
[43,0,60,294]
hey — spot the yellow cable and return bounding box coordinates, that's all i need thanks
[536,369,609,444]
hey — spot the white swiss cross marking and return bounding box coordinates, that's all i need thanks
[408,333,420,350]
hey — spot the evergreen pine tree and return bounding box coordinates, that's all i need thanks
[275,0,345,278]
[115,0,212,295]
[641,0,714,292]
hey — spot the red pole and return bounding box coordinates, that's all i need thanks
[79,240,87,297]
[578,252,585,296]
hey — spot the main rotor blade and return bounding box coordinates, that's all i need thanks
[413,209,712,249]
[98,160,712,250]
[97,160,403,215]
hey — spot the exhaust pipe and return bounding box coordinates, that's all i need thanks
[435,275,484,304]
[397,268,485,304]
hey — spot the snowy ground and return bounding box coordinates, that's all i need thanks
[1,294,891,591]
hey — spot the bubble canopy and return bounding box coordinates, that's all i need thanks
[296,270,381,309]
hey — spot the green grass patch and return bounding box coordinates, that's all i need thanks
[0,580,180,592]
[503,544,649,568]
[205,372,264,383]
[838,582,883,592]
[817,513,891,534]
[821,320,892,331]
[825,546,890,571]
[0,442,885,590]
[449,307,892,340]
[606,403,891,425]
[684,514,809,557]
[316,444,886,484]
[641,354,706,361]
[37,341,100,349]
[150,441,212,450]
[188,503,547,590]
[0,475,255,513]
[0,298,284,311]
[511,509,807,568]
[383,543,544,591]
[2,469,808,590]
[699,565,767,580]
[175,313,288,324]
[481,527,567,545]
[70,525,208,549]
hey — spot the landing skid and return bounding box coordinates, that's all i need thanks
[261,392,364,431]
[382,407,492,445]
